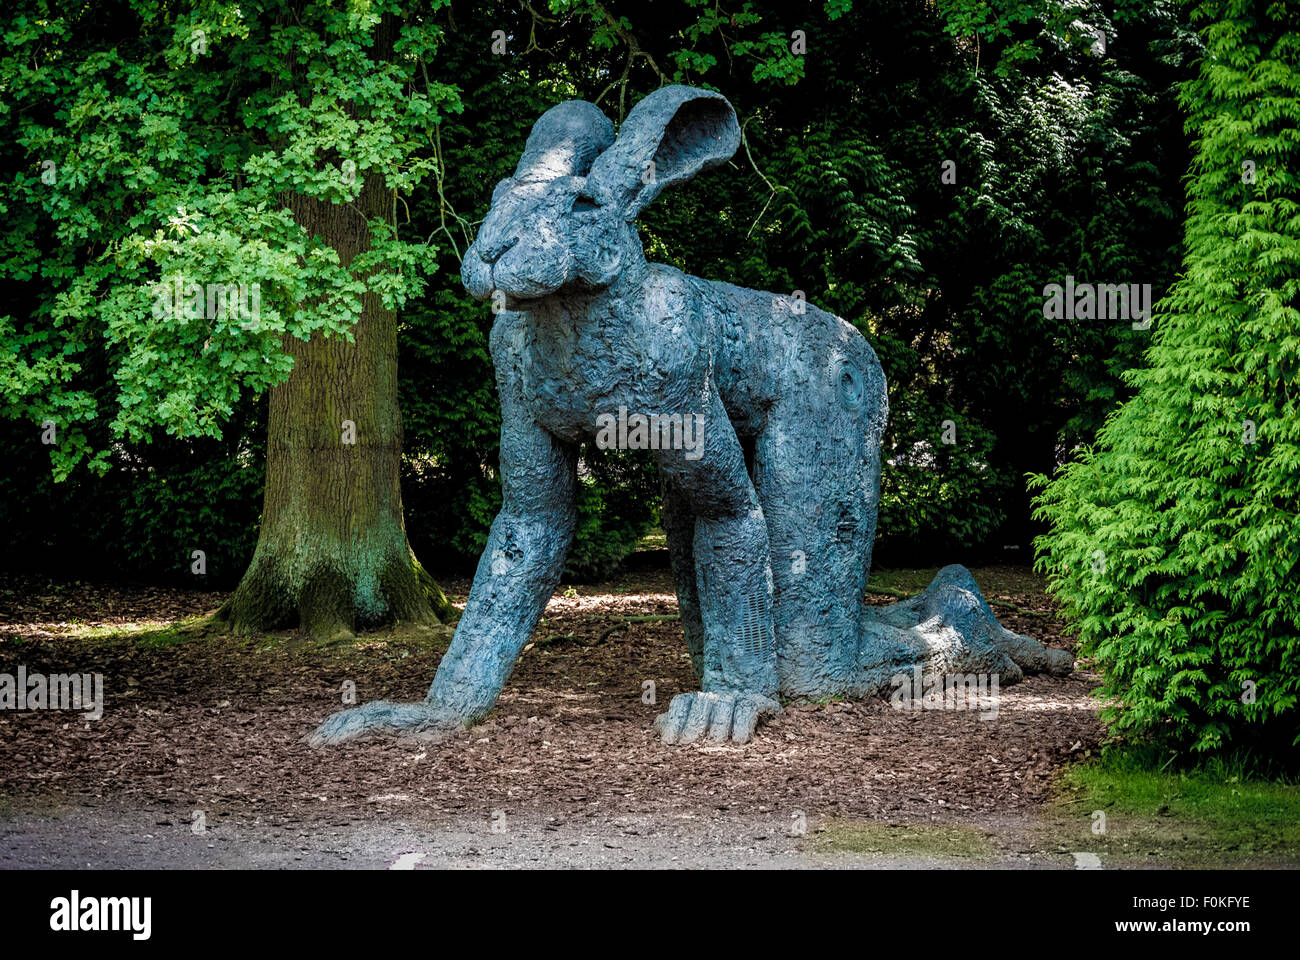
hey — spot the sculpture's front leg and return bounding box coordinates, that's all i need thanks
[310,333,578,745]
[422,441,578,723]
[653,389,781,744]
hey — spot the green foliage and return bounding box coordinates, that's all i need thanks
[0,0,463,586]
[1033,0,1300,756]
[0,0,459,479]
[0,403,264,587]
[565,446,661,581]
[874,326,1016,556]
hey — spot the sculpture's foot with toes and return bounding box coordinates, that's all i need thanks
[655,690,782,744]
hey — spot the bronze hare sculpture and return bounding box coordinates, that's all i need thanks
[312,86,1070,748]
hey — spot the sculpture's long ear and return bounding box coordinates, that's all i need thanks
[513,99,615,183]
[583,85,740,218]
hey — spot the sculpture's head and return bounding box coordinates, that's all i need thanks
[461,86,740,305]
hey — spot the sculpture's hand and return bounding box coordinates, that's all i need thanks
[308,700,466,747]
[654,690,781,744]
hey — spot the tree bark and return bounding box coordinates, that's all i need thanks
[218,10,453,639]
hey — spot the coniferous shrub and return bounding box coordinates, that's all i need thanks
[1032,0,1300,757]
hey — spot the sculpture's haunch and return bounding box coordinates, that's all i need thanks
[310,85,1072,749]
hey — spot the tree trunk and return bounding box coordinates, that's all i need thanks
[218,10,452,639]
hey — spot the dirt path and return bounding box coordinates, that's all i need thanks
[0,563,1150,868]
[0,803,1088,869]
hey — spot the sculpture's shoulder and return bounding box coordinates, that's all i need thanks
[639,262,701,312]
[630,263,713,346]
